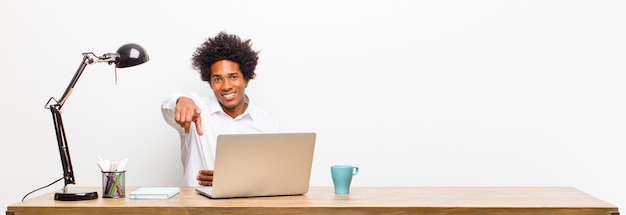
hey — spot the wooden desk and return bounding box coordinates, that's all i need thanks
[6,186,619,215]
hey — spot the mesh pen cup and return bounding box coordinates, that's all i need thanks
[102,171,126,198]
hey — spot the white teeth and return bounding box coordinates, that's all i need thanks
[223,93,235,99]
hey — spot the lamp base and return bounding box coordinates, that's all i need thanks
[54,190,98,201]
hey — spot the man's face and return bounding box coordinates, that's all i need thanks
[210,60,249,116]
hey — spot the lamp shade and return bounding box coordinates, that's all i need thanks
[115,43,149,68]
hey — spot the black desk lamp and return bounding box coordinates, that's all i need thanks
[44,43,149,201]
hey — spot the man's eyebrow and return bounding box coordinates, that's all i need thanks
[212,72,239,77]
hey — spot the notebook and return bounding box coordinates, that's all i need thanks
[195,132,316,199]
[130,187,180,199]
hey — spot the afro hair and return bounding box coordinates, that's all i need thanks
[192,31,259,83]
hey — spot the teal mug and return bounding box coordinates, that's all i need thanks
[331,165,359,194]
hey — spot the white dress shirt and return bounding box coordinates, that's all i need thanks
[161,92,280,186]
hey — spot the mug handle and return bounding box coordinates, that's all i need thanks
[353,167,359,176]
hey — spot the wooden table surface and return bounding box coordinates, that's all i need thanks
[6,186,619,215]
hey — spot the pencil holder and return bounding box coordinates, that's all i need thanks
[102,171,126,198]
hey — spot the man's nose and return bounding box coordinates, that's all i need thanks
[221,79,233,90]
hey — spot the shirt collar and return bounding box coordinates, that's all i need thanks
[208,94,253,119]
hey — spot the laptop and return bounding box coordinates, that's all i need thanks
[195,132,316,199]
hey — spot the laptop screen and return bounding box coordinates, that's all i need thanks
[198,132,316,198]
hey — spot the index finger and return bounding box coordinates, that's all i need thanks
[195,111,203,136]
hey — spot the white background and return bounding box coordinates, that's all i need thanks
[1,0,625,211]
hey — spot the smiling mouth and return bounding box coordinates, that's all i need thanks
[222,92,235,100]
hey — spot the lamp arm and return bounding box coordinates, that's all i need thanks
[56,54,93,107]
[49,105,74,188]
[44,53,95,190]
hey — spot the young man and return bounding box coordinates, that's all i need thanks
[161,32,279,186]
